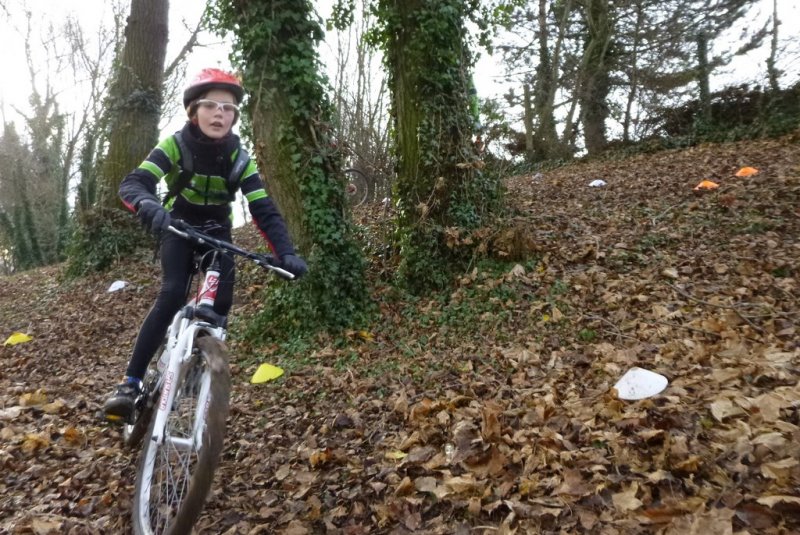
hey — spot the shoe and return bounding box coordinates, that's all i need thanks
[103,379,141,422]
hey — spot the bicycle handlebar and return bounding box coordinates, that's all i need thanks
[167,220,295,281]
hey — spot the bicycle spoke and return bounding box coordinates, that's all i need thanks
[147,361,206,531]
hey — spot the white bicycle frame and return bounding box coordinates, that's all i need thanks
[150,305,224,451]
[143,222,292,452]
[133,221,294,534]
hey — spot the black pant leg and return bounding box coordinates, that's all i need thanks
[125,234,194,380]
[200,226,235,316]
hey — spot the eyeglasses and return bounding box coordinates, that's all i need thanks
[196,99,239,114]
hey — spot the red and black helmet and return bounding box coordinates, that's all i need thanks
[183,68,244,108]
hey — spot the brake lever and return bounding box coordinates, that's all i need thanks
[254,255,295,280]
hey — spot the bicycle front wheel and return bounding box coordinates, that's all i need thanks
[132,336,231,535]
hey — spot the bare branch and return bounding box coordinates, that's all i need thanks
[163,1,209,79]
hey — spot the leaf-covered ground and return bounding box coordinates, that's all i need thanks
[1,135,799,534]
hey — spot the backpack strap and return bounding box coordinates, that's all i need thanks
[162,132,194,207]
[226,147,250,202]
[162,131,251,206]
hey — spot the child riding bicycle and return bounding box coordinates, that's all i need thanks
[104,68,307,422]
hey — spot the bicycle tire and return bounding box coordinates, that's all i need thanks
[344,168,369,207]
[132,336,231,535]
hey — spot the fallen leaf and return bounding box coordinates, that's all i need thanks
[394,476,414,496]
[309,448,332,468]
[30,518,63,534]
[751,432,788,452]
[760,458,798,480]
[63,427,84,446]
[444,474,479,494]
[481,402,502,442]
[612,482,643,512]
[19,389,48,407]
[281,520,309,535]
[710,398,745,421]
[414,476,439,494]
[757,495,800,508]
[661,268,679,280]
[0,406,23,420]
[555,469,593,497]
[21,433,50,454]
[42,399,65,414]
[3,332,32,346]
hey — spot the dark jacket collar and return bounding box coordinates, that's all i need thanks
[179,122,240,176]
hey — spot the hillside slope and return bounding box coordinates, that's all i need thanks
[1,135,798,534]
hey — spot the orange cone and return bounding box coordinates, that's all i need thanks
[694,180,720,191]
[735,166,758,177]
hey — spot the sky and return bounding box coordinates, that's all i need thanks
[2,0,798,145]
[2,0,796,225]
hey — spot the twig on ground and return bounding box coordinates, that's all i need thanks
[664,282,765,335]
[581,314,638,343]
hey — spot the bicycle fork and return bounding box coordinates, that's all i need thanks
[150,324,212,452]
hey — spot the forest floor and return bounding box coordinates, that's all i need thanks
[1,134,799,534]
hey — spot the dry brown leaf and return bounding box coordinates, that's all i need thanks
[62,426,84,446]
[309,448,332,468]
[395,476,414,496]
[414,476,438,494]
[21,433,50,454]
[481,402,503,442]
[673,455,703,474]
[612,482,643,512]
[555,469,593,497]
[444,474,479,494]
[41,400,64,414]
[710,398,745,421]
[760,458,798,481]
[757,495,800,508]
[664,507,735,535]
[19,389,48,407]
[30,518,64,535]
[750,393,788,421]
[751,432,788,452]
[281,520,309,535]
[0,406,22,420]
[661,267,679,279]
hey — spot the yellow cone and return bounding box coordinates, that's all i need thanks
[4,332,32,346]
[251,363,284,384]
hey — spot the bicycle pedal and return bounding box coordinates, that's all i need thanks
[103,412,132,425]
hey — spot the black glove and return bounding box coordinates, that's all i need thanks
[277,254,308,278]
[137,199,171,234]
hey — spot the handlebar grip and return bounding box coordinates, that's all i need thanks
[254,254,295,280]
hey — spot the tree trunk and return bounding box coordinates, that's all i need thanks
[211,0,367,334]
[580,0,612,155]
[378,0,500,290]
[523,82,535,158]
[622,2,644,142]
[533,0,561,160]
[766,0,780,92]
[696,31,711,123]
[99,0,168,209]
